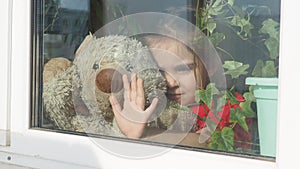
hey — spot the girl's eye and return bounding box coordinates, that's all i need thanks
[175,64,194,73]
[159,68,165,74]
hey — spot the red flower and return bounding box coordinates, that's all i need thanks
[216,105,231,130]
[192,91,253,150]
[235,92,245,102]
[220,103,231,121]
[191,104,209,129]
[197,120,206,129]
[191,104,207,118]
[191,94,246,131]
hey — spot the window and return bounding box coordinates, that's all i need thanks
[4,0,300,168]
[30,0,281,160]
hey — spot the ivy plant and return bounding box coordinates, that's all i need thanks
[194,0,279,153]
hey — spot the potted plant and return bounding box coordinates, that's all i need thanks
[244,17,279,157]
[194,0,280,157]
[245,77,278,157]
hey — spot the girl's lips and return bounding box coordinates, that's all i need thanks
[167,93,182,101]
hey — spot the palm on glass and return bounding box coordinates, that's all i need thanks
[109,73,158,139]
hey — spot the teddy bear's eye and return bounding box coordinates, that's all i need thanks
[93,63,99,70]
[125,63,133,72]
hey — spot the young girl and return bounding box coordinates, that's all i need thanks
[141,34,208,106]
[109,34,209,139]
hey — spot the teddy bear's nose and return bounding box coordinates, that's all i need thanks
[96,68,123,93]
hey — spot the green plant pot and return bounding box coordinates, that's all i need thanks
[245,77,278,157]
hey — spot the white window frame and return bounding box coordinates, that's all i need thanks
[0,0,299,168]
[0,0,12,147]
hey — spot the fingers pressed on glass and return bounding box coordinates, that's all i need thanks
[122,74,130,101]
[130,73,137,102]
[112,73,157,116]
[109,74,159,139]
[136,78,145,110]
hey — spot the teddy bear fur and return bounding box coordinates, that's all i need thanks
[42,35,197,137]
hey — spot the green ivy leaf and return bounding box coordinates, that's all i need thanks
[221,127,235,150]
[195,83,219,108]
[230,108,248,132]
[264,37,279,59]
[207,20,217,34]
[243,92,256,102]
[259,19,280,59]
[252,60,276,77]
[262,60,277,77]
[230,14,254,37]
[251,59,264,77]
[223,61,249,79]
[212,0,222,8]
[259,19,280,40]
[209,141,219,149]
[210,131,223,149]
[225,90,239,105]
[242,13,254,37]
[209,0,226,16]
[240,100,256,118]
[209,127,234,151]
[209,32,225,46]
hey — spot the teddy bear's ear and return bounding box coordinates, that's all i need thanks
[43,57,72,83]
[75,33,93,58]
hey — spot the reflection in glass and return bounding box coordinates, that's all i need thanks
[32,0,280,159]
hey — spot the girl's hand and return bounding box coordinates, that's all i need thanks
[109,73,158,139]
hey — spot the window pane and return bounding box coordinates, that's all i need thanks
[32,0,280,160]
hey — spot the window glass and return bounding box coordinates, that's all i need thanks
[32,0,280,160]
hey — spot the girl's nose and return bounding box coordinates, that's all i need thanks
[164,72,178,87]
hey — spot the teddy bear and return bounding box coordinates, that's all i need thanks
[42,34,197,137]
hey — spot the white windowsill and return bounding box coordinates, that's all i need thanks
[0,129,276,169]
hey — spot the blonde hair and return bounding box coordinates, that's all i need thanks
[139,34,208,89]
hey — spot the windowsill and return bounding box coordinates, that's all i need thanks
[0,129,276,169]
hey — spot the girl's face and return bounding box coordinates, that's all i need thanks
[150,41,199,106]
